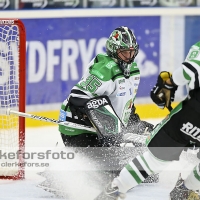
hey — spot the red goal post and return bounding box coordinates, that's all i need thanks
[0,19,26,180]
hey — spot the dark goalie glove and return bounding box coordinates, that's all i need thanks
[150,71,178,111]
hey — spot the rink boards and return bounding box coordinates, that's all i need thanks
[1,9,199,127]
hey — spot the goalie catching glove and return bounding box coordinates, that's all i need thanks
[150,71,178,111]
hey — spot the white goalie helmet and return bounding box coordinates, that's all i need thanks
[106,26,139,77]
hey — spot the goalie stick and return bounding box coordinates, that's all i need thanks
[6,109,96,132]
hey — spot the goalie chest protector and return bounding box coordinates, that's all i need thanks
[74,54,140,127]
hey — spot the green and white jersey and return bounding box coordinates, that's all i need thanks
[59,53,140,136]
[173,41,200,90]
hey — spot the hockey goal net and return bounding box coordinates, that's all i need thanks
[0,19,26,180]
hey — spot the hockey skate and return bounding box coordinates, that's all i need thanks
[169,174,200,200]
[94,182,126,200]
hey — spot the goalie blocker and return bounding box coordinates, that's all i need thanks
[85,96,154,138]
[84,95,122,139]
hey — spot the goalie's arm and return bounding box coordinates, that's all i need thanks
[62,94,123,139]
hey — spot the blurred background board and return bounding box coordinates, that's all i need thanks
[1,8,200,126]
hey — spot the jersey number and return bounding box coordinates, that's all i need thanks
[80,75,102,93]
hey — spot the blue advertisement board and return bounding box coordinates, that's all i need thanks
[185,16,200,57]
[22,17,160,105]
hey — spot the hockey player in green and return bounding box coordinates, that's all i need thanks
[95,42,200,200]
[58,26,153,147]
[38,27,157,197]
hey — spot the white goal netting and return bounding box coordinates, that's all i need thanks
[0,19,25,179]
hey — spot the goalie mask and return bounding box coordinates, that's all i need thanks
[106,26,139,78]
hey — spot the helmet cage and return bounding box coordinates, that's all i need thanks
[106,26,139,77]
[117,48,136,64]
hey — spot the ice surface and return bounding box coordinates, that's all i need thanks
[0,119,198,200]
